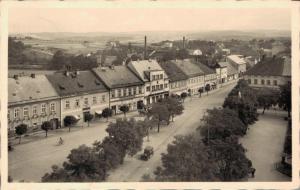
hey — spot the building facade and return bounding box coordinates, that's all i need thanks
[47,71,109,126]
[92,65,145,114]
[128,60,169,105]
[195,61,218,90]
[8,74,61,135]
[227,55,247,74]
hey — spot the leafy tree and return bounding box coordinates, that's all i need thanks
[42,145,107,182]
[106,118,144,157]
[208,136,252,181]
[41,121,52,137]
[15,124,28,144]
[119,105,129,117]
[198,88,204,97]
[278,82,291,117]
[180,92,188,102]
[199,108,247,143]
[205,84,211,95]
[102,108,113,122]
[159,97,184,122]
[64,115,78,132]
[84,113,94,127]
[148,104,170,133]
[256,88,279,114]
[154,135,218,181]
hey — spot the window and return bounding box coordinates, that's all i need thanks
[32,106,37,115]
[75,99,80,107]
[118,89,122,97]
[152,86,155,91]
[8,111,10,120]
[23,107,29,117]
[261,79,265,85]
[14,108,19,119]
[128,88,132,96]
[254,79,257,84]
[146,86,150,92]
[84,98,89,105]
[160,74,163,79]
[164,84,168,88]
[133,87,136,95]
[50,103,55,112]
[41,104,46,114]
[267,80,271,85]
[160,84,163,90]
[248,79,251,84]
[111,90,115,98]
[65,101,70,109]
[273,80,277,86]
[139,86,142,94]
[93,97,97,104]
[124,88,127,96]
[102,95,106,102]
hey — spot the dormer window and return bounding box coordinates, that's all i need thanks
[59,84,65,90]
[77,82,84,88]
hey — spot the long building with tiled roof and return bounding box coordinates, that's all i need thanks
[92,65,145,114]
[243,56,291,89]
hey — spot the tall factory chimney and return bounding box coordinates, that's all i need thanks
[144,35,147,60]
[183,36,185,49]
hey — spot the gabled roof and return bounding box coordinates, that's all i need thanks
[193,61,216,75]
[128,60,166,82]
[244,57,291,77]
[172,59,205,78]
[8,75,59,105]
[159,61,188,82]
[92,66,144,89]
[46,71,108,97]
[218,62,238,76]
[227,55,247,65]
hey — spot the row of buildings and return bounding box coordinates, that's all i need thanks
[8,54,290,134]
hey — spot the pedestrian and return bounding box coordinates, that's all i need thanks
[251,167,256,178]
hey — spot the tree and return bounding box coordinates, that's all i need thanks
[198,108,247,143]
[198,88,204,97]
[102,108,113,122]
[154,135,218,181]
[106,118,144,157]
[119,105,129,117]
[15,124,28,144]
[160,97,184,122]
[205,84,211,95]
[278,82,291,117]
[84,113,94,127]
[148,104,170,133]
[256,88,279,114]
[64,116,78,132]
[42,145,107,182]
[41,121,52,137]
[180,92,188,102]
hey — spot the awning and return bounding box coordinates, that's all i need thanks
[95,110,102,115]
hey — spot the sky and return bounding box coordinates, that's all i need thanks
[9,8,291,34]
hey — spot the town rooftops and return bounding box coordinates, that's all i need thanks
[194,61,216,75]
[46,70,108,97]
[92,65,144,89]
[218,62,238,76]
[159,61,188,82]
[244,57,291,77]
[172,59,205,78]
[128,60,166,82]
[227,55,247,65]
[8,74,59,105]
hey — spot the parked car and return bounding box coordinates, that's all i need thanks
[140,146,154,161]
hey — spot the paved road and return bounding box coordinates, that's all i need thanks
[9,83,235,182]
[241,110,291,182]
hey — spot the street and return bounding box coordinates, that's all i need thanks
[241,110,291,182]
[9,83,236,182]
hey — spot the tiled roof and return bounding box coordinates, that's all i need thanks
[172,59,205,78]
[8,75,59,105]
[227,55,247,65]
[92,66,144,89]
[159,61,188,82]
[193,61,216,75]
[218,62,238,76]
[244,57,291,77]
[47,71,108,96]
[128,60,165,82]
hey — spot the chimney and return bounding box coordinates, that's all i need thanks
[31,73,35,78]
[13,75,18,80]
[144,35,147,60]
[183,36,185,49]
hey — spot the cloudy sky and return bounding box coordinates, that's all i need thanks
[9,7,291,34]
